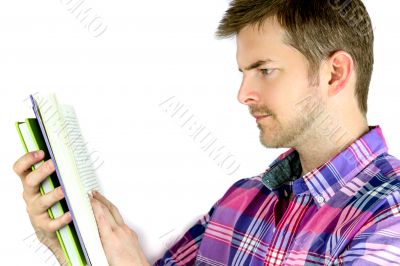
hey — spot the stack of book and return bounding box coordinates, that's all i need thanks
[16,94,108,265]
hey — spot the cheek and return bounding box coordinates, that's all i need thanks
[258,78,286,107]
[261,78,302,116]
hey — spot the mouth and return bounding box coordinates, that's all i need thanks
[255,115,271,123]
[252,113,272,123]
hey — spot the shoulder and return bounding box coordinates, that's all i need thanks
[368,152,400,193]
[373,152,400,179]
[360,153,400,218]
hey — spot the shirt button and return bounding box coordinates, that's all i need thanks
[316,195,324,204]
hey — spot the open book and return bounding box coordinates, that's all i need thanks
[15,94,108,265]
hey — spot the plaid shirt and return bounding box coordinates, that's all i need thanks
[154,125,400,265]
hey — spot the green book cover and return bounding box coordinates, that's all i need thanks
[16,118,86,266]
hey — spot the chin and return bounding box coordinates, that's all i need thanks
[259,130,280,148]
[259,127,293,149]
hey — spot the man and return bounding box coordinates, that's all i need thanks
[13,0,400,265]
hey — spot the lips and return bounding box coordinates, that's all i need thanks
[252,114,271,122]
[252,113,270,118]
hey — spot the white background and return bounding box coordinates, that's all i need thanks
[0,0,399,265]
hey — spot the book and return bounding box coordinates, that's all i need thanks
[16,93,108,265]
[16,118,86,265]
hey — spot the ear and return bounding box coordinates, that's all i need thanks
[326,51,354,96]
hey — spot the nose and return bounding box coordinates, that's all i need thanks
[237,75,260,106]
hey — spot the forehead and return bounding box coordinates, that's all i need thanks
[236,17,290,65]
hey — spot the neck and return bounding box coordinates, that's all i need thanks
[295,115,369,177]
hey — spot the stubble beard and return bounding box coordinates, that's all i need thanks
[258,91,325,149]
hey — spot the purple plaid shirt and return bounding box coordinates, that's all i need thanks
[154,125,400,265]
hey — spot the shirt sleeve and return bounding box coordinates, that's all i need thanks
[337,201,400,265]
[152,200,219,266]
[152,177,251,266]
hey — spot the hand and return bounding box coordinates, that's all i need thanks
[90,191,150,266]
[13,150,72,264]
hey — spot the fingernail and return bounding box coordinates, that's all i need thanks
[47,160,54,169]
[57,187,64,197]
[34,150,44,158]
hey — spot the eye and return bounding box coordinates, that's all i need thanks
[260,68,274,76]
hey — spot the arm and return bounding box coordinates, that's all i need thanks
[152,200,219,266]
[153,178,248,265]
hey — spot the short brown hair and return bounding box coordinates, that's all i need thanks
[216,0,374,115]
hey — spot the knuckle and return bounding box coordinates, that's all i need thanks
[47,192,61,207]
[12,161,20,174]
[14,153,34,174]
[25,174,35,188]
[44,160,53,171]
[39,162,48,174]
[25,178,33,188]
[37,198,48,212]
[43,160,50,170]
[46,222,57,233]
[42,219,58,233]
[37,161,49,175]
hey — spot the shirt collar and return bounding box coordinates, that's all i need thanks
[261,125,388,207]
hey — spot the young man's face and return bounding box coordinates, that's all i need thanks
[236,17,326,148]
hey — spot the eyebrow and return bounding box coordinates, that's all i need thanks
[238,59,275,72]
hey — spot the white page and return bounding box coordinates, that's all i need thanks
[61,105,101,194]
[37,93,108,266]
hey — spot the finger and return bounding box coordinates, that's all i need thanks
[29,186,65,215]
[24,159,55,196]
[13,150,45,178]
[92,191,125,226]
[45,211,73,233]
[90,196,116,235]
